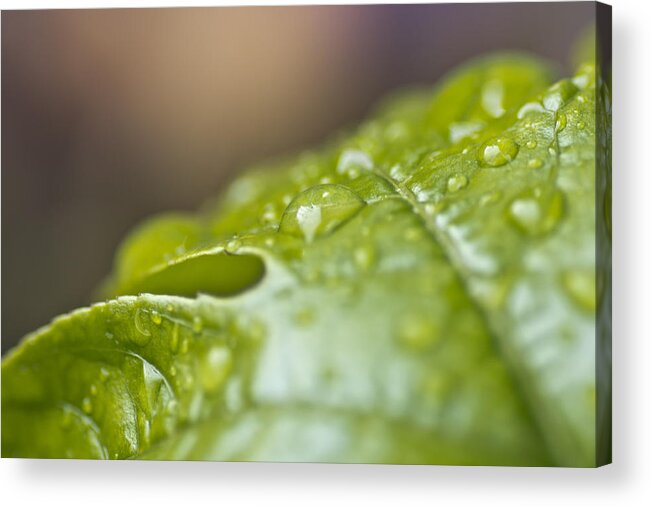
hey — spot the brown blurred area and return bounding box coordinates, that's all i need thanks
[1,3,593,350]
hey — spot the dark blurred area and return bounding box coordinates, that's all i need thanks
[1,3,593,350]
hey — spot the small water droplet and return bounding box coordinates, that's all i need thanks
[353,244,375,272]
[449,121,484,143]
[478,137,519,167]
[562,270,596,312]
[133,308,152,345]
[150,310,162,325]
[479,191,501,207]
[260,203,278,225]
[446,174,468,193]
[198,345,233,392]
[90,384,98,396]
[507,189,564,236]
[337,149,373,176]
[397,314,440,351]
[555,113,567,132]
[180,336,190,354]
[528,158,543,169]
[225,238,242,254]
[577,120,586,129]
[542,80,578,112]
[99,367,110,382]
[82,397,93,414]
[169,365,177,377]
[424,203,437,216]
[279,184,365,243]
[166,304,174,312]
[525,140,537,149]
[517,101,546,119]
[192,316,203,334]
[170,322,180,353]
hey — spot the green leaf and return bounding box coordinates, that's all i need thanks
[2,53,600,466]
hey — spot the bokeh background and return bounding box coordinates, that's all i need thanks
[2,3,594,351]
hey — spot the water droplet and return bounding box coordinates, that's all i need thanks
[133,308,152,345]
[517,101,546,119]
[528,158,543,169]
[99,367,110,382]
[90,384,98,396]
[260,203,278,225]
[82,397,93,414]
[555,113,567,132]
[481,78,505,118]
[542,80,578,112]
[279,184,365,243]
[507,189,564,236]
[225,238,242,254]
[337,149,373,176]
[424,203,437,216]
[169,365,177,377]
[525,140,537,149]
[479,191,501,207]
[198,345,233,392]
[577,120,586,130]
[449,121,484,143]
[192,316,203,334]
[397,314,440,351]
[353,244,375,272]
[446,174,468,193]
[166,304,174,312]
[170,322,180,353]
[562,270,596,312]
[180,336,190,354]
[478,137,519,167]
[150,310,162,325]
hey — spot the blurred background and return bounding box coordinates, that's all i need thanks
[2,3,593,351]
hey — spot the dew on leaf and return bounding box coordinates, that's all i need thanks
[225,238,242,254]
[198,345,233,392]
[478,137,519,167]
[562,269,596,312]
[133,308,152,344]
[279,184,365,243]
[528,158,543,169]
[337,149,373,176]
[507,189,564,236]
[555,113,567,132]
[192,316,204,334]
[447,174,469,193]
[150,310,162,325]
[525,140,537,149]
[517,101,546,119]
[542,80,578,112]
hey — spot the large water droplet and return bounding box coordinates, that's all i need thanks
[279,184,365,243]
[478,137,519,167]
[133,308,152,345]
[507,189,564,236]
[337,149,373,176]
[446,174,468,193]
[517,101,546,119]
[481,78,505,118]
[562,270,596,312]
[397,314,440,351]
[542,80,578,112]
[198,345,233,392]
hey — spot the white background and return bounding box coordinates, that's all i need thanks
[1,0,649,505]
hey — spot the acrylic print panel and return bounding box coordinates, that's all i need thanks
[1,2,611,467]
